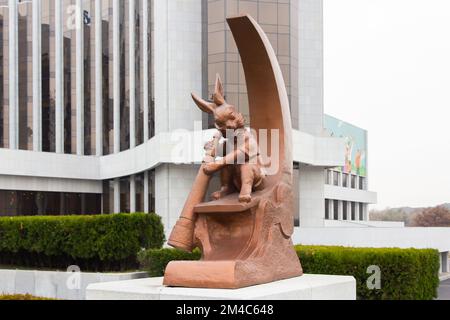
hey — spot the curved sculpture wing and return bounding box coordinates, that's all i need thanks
[227,15,293,182]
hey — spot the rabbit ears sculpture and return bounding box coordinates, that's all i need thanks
[191,74,228,114]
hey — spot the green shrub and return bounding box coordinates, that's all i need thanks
[0,213,165,271]
[0,294,56,301]
[138,245,440,300]
[296,245,440,300]
[138,248,201,277]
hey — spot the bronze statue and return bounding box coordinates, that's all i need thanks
[164,14,303,289]
[192,74,266,204]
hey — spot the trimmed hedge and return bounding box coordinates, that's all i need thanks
[138,248,202,277]
[296,246,440,300]
[0,213,165,271]
[0,294,55,301]
[138,245,440,300]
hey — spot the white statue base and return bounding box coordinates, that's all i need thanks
[86,274,356,300]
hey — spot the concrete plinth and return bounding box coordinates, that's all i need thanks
[86,275,356,300]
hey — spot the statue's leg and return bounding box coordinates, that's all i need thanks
[239,164,255,203]
[211,166,235,200]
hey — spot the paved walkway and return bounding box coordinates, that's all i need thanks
[438,279,450,300]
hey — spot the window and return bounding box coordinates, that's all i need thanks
[0,190,102,216]
[294,163,300,227]
[343,201,348,220]
[333,171,340,186]
[120,177,130,213]
[135,173,145,212]
[325,199,330,220]
[103,180,114,214]
[342,173,349,188]
[359,177,366,190]
[351,175,357,189]
[207,0,299,128]
[325,170,331,185]
[351,202,356,220]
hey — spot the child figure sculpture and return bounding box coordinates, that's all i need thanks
[193,74,266,203]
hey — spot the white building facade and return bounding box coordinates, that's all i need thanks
[1,0,376,226]
[0,0,448,273]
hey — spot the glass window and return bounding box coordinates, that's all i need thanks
[293,163,300,227]
[0,7,5,149]
[120,176,130,213]
[351,202,356,220]
[334,200,339,220]
[41,0,56,153]
[325,199,330,220]
[18,2,33,151]
[333,171,340,186]
[207,0,298,129]
[0,190,101,216]
[103,0,113,155]
[351,175,357,189]
[343,201,348,220]
[325,170,331,185]
[135,172,144,212]
[359,177,365,190]
[148,170,155,213]
[135,0,143,146]
[342,173,349,188]
[102,179,114,214]
[83,0,94,156]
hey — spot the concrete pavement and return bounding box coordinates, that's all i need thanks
[437,279,450,300]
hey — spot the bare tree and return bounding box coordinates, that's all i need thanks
[412,206,450,227]
[370,208,412,225]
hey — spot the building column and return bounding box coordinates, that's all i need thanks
[326,199,332,220]
[154,0,203,238]
[441,252,449,274]
[55,0,64,153]
[355,203,360,221]
[95,0,103,156]
[130,175,136,213]
[114,178,120,213]
[142,0,149,142]
[76,0,84,155]
[144,171,149,213]
[8,0,18,149]
[32,0,42,152]
[363,204,369,221]
[329,200,334,220]
[297,0,324,136]
[113,0,120,154]
[299,167,326,227]
[129,0,136,149]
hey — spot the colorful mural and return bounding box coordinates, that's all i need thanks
[324,115,368,177]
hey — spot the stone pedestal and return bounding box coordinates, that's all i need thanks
[86,275,356,300]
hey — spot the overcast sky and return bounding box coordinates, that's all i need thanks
[323,0,450,209]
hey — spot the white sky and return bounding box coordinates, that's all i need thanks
[323,0,450,209]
